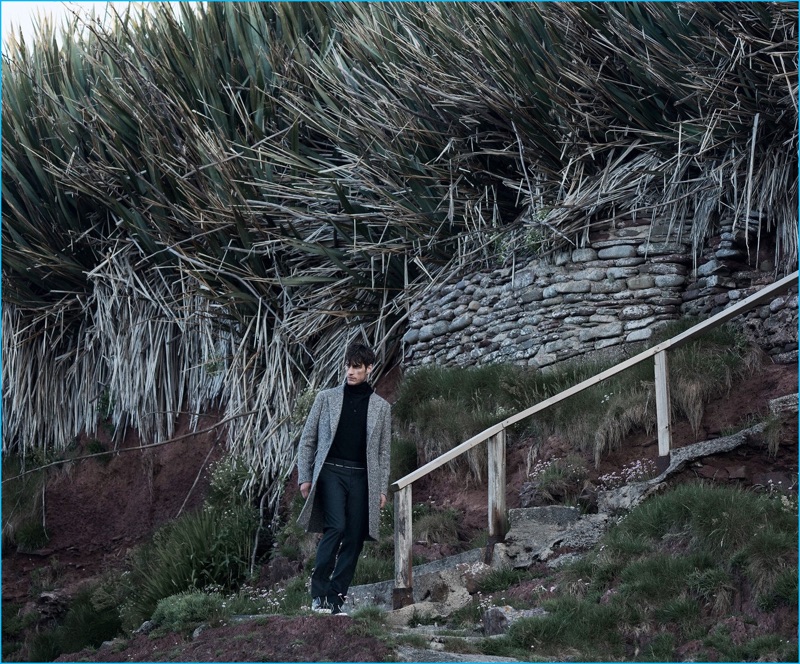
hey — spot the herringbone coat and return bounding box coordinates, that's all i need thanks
[296,385,391,541]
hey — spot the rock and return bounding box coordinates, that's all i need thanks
[697,259,727,277]
[769,394,798,415]
[192,623,208,639]
[627,275,656,290]
[135,620,156,635]
[571,248,598,262]
[448,315,472,333]
[418,325,436,342]
[625,328,653,342]
[502,506,609,567]
[579,322,623,341]
[597,245,637,259]
[597,481,664,514]
[36,591,70,622]
[654,274,685,288]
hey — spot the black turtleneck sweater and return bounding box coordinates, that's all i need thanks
[328,381,373,465]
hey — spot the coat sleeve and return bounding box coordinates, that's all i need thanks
[379,401,392,495]
[297,392,324,485]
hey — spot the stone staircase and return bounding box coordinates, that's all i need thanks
[345,393,797,661]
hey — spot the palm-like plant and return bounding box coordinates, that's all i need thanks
[3,2,796,515]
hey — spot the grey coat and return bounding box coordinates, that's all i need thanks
[296,385,391,541]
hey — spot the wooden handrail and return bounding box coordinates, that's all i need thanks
[390,270,797,609]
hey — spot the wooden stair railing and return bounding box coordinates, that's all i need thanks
[390,271,798,609]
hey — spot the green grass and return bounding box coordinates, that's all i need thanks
[474,482,798,662]
[474,567,541,594]
[393,322,757,476]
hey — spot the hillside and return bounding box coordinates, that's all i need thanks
[2,356,796,662]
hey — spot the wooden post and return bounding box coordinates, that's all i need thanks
[393,484,414,609]
[654,350,672,472]
[487,429,507,560]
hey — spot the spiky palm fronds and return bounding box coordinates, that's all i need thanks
[2,2,796,513]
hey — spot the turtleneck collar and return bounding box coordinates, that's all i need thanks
[344,381,373,396]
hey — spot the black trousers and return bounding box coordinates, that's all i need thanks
[310,462,369,606]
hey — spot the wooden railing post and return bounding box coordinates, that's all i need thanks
[654,350,672,472]
[392,485,414,609]
[487,429,507,554]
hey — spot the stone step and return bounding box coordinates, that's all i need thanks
[395,645,520,662]
[348,547,485,612]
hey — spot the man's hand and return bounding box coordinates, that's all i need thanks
[300,482,311,499]
[380,493,387,509]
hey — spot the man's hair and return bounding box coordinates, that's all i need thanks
[345,342,376,368]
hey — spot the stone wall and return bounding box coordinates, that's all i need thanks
[401,218,797,370]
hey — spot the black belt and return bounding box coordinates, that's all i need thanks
[324,457,366,470]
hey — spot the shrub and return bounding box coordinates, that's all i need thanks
[205,456,254,510]
[22,588,122,662]
[57,590,122,655]
[151,590,225,633]
[124,503,258,627]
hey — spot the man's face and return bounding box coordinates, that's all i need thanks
[346,362,372,386]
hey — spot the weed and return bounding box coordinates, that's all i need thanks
[57,589,122,655]
[654,596,701,630]
[407,609,440,627]
[412,508,460,547]
[757,567,798,610]
[27,629,62,663]
[475,567,540,594]
[29,558,64,595]
[351,554,394,586]
[347,605,389,638]
[619,552,714,602]
[525,455,588,501]
[506,596,624,656]
[390,436,418,485]
[597,458,657,490]
[2,456,48,551]
[14,519,49,551]
[640,632,676,661]
[395,633,429,649]
[22,587,122,661]
[206,456,254,510]
[687,567,735,615]
[85,439,110,464]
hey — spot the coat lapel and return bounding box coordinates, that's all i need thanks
[328,386,344,442]
[366,394,377,445]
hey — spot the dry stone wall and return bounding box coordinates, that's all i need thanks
[402,218,797,370]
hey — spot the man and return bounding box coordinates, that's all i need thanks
[296,342,392,615]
